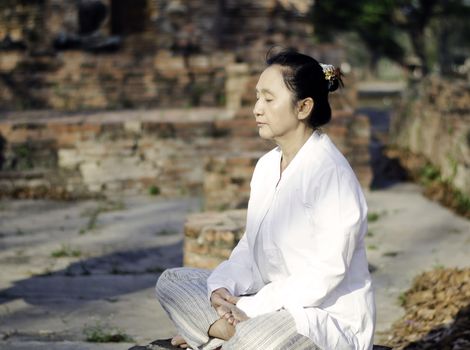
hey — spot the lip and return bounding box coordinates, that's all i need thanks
[256,122,266,125]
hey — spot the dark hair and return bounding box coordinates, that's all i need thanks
[265,47,343,128]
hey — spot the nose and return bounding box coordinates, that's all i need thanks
[253,99,263,118]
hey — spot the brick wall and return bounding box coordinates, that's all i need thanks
[0,0,333,111]
[391,77,470,196]
[0,108,238,198]
[0,107,371,199]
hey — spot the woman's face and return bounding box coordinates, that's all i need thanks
[253,64,301,141]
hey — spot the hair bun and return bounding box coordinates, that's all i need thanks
[320,63,344,92]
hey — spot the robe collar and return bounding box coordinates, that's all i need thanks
[273,129,321,191]
[249,129,322,260]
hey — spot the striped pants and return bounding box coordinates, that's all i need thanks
[155,267,320,350]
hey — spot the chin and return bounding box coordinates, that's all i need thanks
[258,129,273,140]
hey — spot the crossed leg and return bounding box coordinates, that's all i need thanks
[222,309,318,350]
[156,267,319,350]
[156,267,225,350]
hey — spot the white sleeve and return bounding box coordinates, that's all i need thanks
[206,231,254,299]
[206,157,265,299]
[236,166,366,317]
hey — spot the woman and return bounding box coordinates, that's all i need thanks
[156,49,376,350]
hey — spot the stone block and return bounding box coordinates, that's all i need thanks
[209,246,232,259]
[184,237,210,255]
[0,51,22,72]
[203,153,261,211]
[183,252,223,270]
[184,209,246,268]
[154,51,186,72]
[58,148,81,170]
[188,55,211,70]
[124,120,142,134]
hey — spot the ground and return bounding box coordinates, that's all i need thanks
[0,182,469,349]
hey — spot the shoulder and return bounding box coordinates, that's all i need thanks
[257,145,279,164]
[253,145,279,172]
[304,133,356,181]
[301,134,363,198]
[248,145,279,186]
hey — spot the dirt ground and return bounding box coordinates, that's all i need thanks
[0,182,469,349]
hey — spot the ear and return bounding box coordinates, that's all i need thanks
[297,97,314,121]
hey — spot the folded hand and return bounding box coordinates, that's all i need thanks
[223,305,249,325]
[210,288,249,325]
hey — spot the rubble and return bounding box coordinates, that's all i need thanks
[383,268,470,349]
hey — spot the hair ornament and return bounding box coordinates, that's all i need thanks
[320,63,343,91]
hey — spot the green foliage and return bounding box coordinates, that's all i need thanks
[51,244,81,258]
[383,251,399,257]
[313,1,405,66]
[454,190,470,213]
[12,143,34,170]
[447,155,458,182]
[83,322,134,343]
[367,212,380,222]
[16,228,25,236]
[79,200,125,234]
[419,163,441,185]
[156,228,178,236]
[312,0,470,75]
[148,185,161,196]
[417,161,470,217]
[217,93,226,107]
[398,292,407,306]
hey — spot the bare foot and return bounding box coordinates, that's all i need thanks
[171,334,188,348]
[208,318,235,340]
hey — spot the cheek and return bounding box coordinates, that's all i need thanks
[268,101,293,124]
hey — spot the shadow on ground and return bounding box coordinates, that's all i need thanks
[358,107,409,190]
[0,240,183,306]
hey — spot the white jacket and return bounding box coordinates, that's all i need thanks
[207,131,376,350]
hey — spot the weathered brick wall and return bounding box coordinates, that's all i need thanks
[391,77,470,196]
[204,152,263,211]
[0,108,231,197]
[0,50,231,110]
[0,0,332,111]
[0,107,371,199]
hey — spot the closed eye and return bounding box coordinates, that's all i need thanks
[256,95,273,102]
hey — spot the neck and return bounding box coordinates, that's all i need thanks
[277,127,315,169]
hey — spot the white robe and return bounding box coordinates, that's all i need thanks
[207,130,376,350]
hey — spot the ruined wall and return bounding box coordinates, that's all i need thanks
[0,108,274,198]
[0,106,370,199]
[0,0,335,111]
[391,77,470,196]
